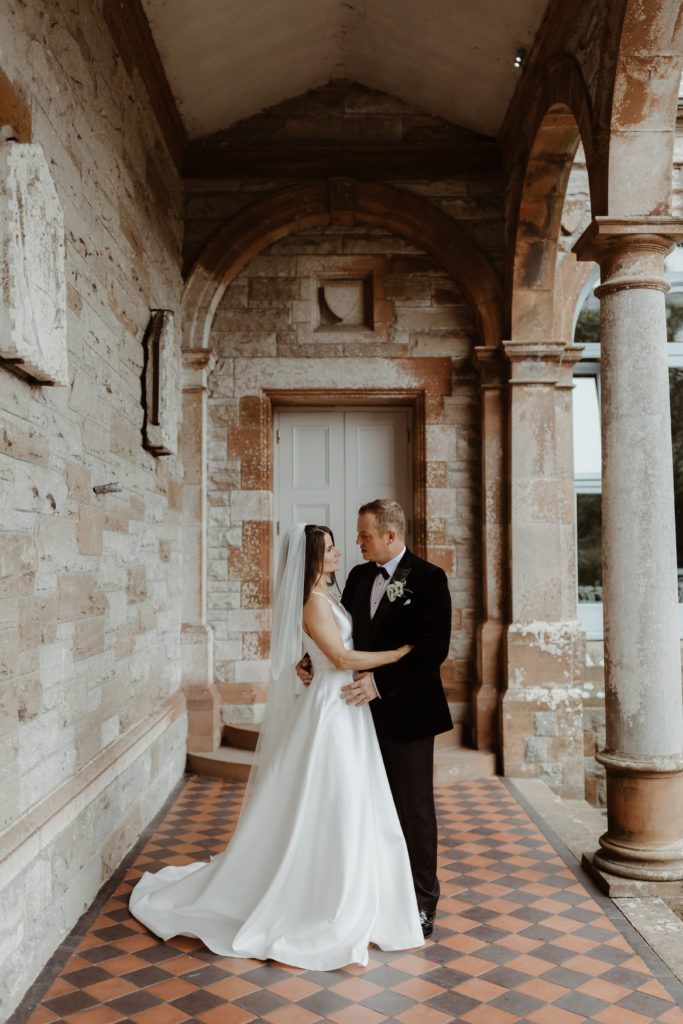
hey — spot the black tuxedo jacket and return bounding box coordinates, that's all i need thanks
[341,549,453,742]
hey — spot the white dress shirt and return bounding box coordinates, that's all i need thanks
[370,547,407,618]
[367,547,406,699]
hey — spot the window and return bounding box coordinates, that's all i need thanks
[572,246,683,637]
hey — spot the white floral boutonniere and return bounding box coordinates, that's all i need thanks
[386,578,412,602]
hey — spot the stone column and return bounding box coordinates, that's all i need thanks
[575,220,683,880]
[472,345,507,753]
[501,340,586,798]
[181,348,220,753]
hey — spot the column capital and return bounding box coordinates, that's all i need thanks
[573,218,682,298]
[503,340,579,385]
[182,347,215,391]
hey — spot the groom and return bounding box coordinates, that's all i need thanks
[300,498,452,937]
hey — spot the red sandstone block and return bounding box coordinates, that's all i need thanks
[425,395,445,424]
[426,546,455,576]
[239,395,268,429]
[228,427,261,459]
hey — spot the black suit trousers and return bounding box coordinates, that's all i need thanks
[375,726,440,915]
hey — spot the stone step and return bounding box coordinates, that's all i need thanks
[188,742,496,785]
[222,722,260,751]
[187,746,253,782]
[221,719,465,753]
[433,746,497,783]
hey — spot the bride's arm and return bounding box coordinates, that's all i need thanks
[302,596,411,671]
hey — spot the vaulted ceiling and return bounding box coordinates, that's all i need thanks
[140,0,550,140]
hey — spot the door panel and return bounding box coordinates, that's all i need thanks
[275,407,412,582]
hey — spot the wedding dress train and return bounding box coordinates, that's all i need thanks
[129,596,423,969]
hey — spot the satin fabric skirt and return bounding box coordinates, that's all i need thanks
[129,662,423,970]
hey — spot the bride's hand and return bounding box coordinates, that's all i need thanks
[393,644,413,662]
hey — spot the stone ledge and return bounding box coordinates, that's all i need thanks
[0,690,186,885]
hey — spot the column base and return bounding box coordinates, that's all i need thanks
[472,619,504,751]
[591,750,683,881]
[181,622,220,752]
[501,620,585,798]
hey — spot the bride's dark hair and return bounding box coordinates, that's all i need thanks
[303,525,337,604]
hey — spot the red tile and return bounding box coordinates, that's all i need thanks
[593,1007,654,1024]
[527,1007,587,1024]
[576,977,632,1002]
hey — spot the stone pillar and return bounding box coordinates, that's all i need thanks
[181,348,220,753]
[575,220,683,880]
[472,346,507,753]
[501,340,585,798]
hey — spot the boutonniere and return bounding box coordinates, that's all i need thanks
[386,578,412,602]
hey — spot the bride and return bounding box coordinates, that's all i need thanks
[129,523,424,969]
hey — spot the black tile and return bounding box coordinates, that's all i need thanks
[299,969,354,988]
[471,943,520,965]
[183,964,232,987]
[616,991,676,1017]
[362,965,414,988]
[241,965,294,986]
[560,906,605,923]
[457,906,499,923]
[489,990,546,1016]
[479,966,532,989]
[135,943,184,964]
[600,965,657,989]
[414,941,462,963]
[424,965,472,988]
[123,965,174,988]
[554,991,609,1016]
[171,990,225,1015]
[582,943,631,966]
[44,991,98,1016]
[77,944,123,965]
[362,990,416,1015]
[529,943,577,966]
[426,990,480,1016]
[461,924,515,944]
[296,990,352,1016]
[92,923,138,942]
[541,966,597,990]
[108,990,163,1015]
[508,906,553,924]
[61,965,112,988]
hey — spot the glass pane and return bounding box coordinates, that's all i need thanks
[573,376,601,475]
[574,299,600,345]
[667,292,683,343]
[670,369,683,598]
[577,493,602,602]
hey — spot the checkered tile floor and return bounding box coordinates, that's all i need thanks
[12,776,683,1024]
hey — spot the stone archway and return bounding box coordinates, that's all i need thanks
[603,0,683,218]
[180,181,507,759]
[501,56,597,797]
[182,180,504,351]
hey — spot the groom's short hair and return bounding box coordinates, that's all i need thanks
[359,499,405,538]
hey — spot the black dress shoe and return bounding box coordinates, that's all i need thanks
[419,909,435,938]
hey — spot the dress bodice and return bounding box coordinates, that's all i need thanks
[305,592,353,673]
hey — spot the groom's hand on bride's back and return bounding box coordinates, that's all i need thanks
[296,655,313,687]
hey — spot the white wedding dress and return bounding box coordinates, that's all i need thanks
[129,594,423,969]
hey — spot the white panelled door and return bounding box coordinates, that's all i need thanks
[274,407,413,582]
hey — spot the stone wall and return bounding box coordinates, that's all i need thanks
[205,224,482,732]
[184,81,504,276]
[0,1,185,1017]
